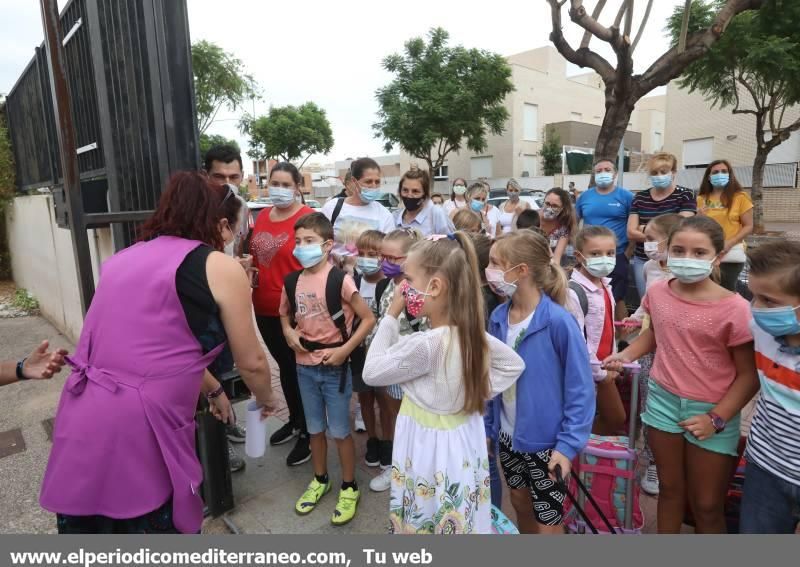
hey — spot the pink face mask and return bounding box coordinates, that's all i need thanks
[399,279,428,319]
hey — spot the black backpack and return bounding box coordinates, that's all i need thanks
[568,280,589,318]
[284,266,355,392]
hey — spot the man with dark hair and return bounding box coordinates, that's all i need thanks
[204,145,244,185]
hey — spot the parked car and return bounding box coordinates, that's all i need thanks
[246,199,273,230]
[305,199,322,210]
[376,192,400,212]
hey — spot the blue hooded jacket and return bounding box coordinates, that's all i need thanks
[485,293,595,460]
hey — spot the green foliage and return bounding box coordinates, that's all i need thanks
[539,127,562,176]
[0,109,15,279]
[241,102,334,168]
[12,289,38,312]
[667,0,800,113]
[373,27,514,171]
[192,41,259,135]
[199,134,240,163]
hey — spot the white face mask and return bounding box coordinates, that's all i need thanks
[644,240,666,261]
[453,185,467,196]
[583,256,616,278]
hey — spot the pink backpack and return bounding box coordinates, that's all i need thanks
[563,365,644,534]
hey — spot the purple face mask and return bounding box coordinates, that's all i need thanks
[381,259,404,278]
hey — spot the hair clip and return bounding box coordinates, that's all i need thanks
[446,233,457,240]
[426,234,448,241]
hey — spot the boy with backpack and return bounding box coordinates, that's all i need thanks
[280,213,376,526]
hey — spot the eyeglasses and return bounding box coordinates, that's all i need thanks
[221,184,235,207]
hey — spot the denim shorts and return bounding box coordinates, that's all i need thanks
[641,379,740,456]
[297,364,352,439]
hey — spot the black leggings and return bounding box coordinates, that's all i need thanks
[256,315,306,434]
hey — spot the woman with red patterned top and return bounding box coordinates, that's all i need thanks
[251,162,314,467]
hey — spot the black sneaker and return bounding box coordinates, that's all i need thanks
[365,437,380,467]
[226,423,246,444]
[270,421,298,446]
[287,434,312,467]
[228,446,245,473]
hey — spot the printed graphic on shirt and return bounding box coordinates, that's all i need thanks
[296,291,328,321]
[252,231,289,269]
[335,215,382,256]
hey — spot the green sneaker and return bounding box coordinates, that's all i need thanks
[331,487,360,526]
[295,478,331,515]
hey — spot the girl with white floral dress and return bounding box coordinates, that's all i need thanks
[363,233,524,534]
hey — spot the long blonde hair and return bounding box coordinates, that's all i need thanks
[407,232,489,414]
[492,230,568,306]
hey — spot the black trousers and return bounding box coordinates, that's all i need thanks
[256,315,307,434]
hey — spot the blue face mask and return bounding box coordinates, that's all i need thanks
[470,199,484,212]
[651,174,673,189]
[751,304,800,337]
[360,188,381,203]
[595,172,614,188]
[268,186,295,208]
[356,257,381,275]
[667,256,715,283]
[583,256,616,278]
[709,173,730,188]
[293,243,327,268]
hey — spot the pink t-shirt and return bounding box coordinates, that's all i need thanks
[643,279,752,403]
[279,263,358,366]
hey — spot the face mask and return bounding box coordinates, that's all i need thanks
[583,256,616,278]
[269,186,295,208]
[402,196,424,212]
[508,191,520,201]
[381,259,404,278]
[485,267,519,297]
[651,174,673,189]
[710,173,730,188]
[293,243,326,268]
[542,206,560,220]
[751,304,800,337]
[356,257,381,275]
[401,280,430,320]
[360,188,381,203]
[470,199,484,212]
[453,185,467,196]
[595,172,614,188]
[667,256,715,283]
[644,240,666,261]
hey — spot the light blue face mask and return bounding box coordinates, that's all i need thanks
[650,174,673,189]
[751,304,800,337]
[360,187,381,203]
[595,172,614,188]
[583,256,616,278]
[356,257,381,275]
[667,256,715,283]
[268,186,295,208]
[709,173,730,188]
[293,243,326,268]
[470,199,484,212]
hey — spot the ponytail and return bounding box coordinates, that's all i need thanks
[408,232,490,414]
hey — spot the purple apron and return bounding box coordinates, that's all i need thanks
[40,236,224,534]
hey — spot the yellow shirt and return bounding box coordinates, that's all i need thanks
[697,191,753,240]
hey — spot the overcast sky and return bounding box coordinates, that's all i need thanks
[1,0,684,170]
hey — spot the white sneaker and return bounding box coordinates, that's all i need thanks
[354,404,366,433]
[369,466,392,492]
[641,463,659,496]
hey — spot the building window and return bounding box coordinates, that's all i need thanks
[432,164,449,180]
[470,156,493,179]
[523,104,538,141]
[522,155,537,177]
[653,131,663,152]
[570,112,583,122]
[682,137,714,169]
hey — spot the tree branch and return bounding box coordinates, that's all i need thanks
[297,154,313,170]
[624,0,635,39]
[568,0,614,44]
[631,0,653,53]
[200,102,224,135]
[634,0,766,97]
[546,0,616,82]
[614,1,627,28]
[580,0,607,49]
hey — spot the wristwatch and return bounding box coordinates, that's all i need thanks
[16,358,29,381]
[708,412,726,434]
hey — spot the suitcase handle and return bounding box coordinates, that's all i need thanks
[555,464,618,535]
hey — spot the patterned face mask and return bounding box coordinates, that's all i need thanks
[399,279,429,319]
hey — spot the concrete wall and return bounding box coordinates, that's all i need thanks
[5,195,114,342]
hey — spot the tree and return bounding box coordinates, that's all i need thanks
[373,27,514,173]
[667,0,800,233]
[241,102,334,169]
[0,109,15,278]
[199,134,241,162]
[192,40,259,135]
[546,0,766,162]
[540,126,563,175]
